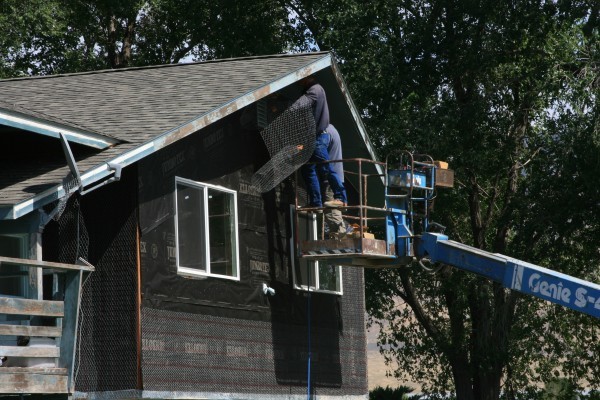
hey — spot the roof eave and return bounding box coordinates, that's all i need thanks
[330,59,382,173]
[0,108,120,149]
[1,53,335,221]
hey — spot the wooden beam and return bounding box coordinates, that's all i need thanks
[0,369,67,393]
[0,324,62,337]
[58,269,82,392]
[135,225,143,389]
[0,256,94,272]
[0,345,59,357]
[0,297,64,317]
[0,367,67,374]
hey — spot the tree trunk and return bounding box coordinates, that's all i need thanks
[106,13,136,69]
[451,359,475,400]
[469,282,505,400]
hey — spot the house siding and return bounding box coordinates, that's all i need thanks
[137,110,368,396]
[2,52,372,399]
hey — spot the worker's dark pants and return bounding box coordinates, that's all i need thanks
[301,132,347,207]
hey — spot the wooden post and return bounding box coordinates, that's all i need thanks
[58,269,83,393]
[136,226,143,390]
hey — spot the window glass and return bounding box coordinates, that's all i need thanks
[318,263,341,292]
[208,188,237,277]
[175,178,239,280]
[176,182,207,272]
[294,212,316,288]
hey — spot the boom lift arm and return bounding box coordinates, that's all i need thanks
[417,232,600,319]
[296,152,600,319]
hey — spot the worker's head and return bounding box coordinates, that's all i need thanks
[300,76,317,89]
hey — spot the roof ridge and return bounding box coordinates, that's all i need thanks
[0,51,330,83]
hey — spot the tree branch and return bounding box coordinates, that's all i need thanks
[171,43,194,64]
[493,104,529,253]
[282,0,329,51]
[483,173,501,229]
[468,171,485,248]
[399,269,446,349]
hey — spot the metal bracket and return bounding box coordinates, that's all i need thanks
[80,161,124,195]
[58,132,82,192]
[107,161,123,181]
[58,130,124,196]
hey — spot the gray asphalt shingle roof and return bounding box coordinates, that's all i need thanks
[0,52,331,217]
[2,52,327,144]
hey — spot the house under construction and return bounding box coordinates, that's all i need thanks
[0,52,383,399]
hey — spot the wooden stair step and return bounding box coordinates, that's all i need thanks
[0,324,62,337]
[0,297,64,317]
[0,366,67,374]
[0,345,59,358]
[0,367,68,393]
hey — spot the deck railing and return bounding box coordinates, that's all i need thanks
[0,256,94,395]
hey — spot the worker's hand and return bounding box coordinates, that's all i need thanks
[296,145,304,151]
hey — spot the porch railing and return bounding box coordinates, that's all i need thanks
[0,256,94,395]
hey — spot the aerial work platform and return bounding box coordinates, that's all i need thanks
[300,237,409,268]
[294,152,600,319]
[295,154,446,268]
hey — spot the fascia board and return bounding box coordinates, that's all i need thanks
[152,54,333,150]
[0,108,120,149]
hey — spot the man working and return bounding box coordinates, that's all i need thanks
[300,77,347,209]
[321,124,349,237]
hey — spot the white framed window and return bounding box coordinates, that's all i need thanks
[175,177,239,280]
[290,206,343,295]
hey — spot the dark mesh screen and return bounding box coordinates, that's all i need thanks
[39,107,368,397]
[141,266,367,397]
[252,96,316,193]
[43,167,139,392]
[137,125,368,396]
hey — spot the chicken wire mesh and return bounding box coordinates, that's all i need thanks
[51,171,81,222]
[43,181,138,392]
[252,95,316,193]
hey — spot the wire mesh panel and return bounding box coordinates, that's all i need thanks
[54,196,90,266]
[53,171,81,222]
[141,295,368,397]
[252,96,316,193]
[43,168,139,393]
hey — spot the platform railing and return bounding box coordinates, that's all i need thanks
[294,157,388,239]
[0,256,94,395]
[293,158,403,266]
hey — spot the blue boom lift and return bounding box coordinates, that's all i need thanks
[297,152,600,319]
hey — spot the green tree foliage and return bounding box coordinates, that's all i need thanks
[542,378,579,400]
[369,385,421,400]
[0,0,300,76]
[0,0,84,77]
